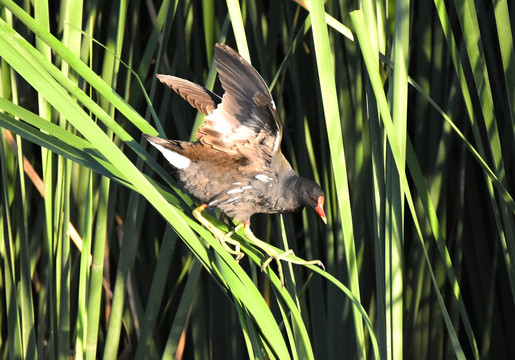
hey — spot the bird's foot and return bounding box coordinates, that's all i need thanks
[236,221,324,287]
[193,204,244,262]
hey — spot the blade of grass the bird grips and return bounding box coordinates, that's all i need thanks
[350,10,469,359]
[235,230,322,357]
[385,0,409,358]
[206,235,308,358]
[228,240,318,359]
[162,252,292,360]
[161,260,202,359]
[307,0,365,357]
[134,227,178,359]
[273,279,320,360]
[151,214,294,356]
[213,255,291,358]
[226,0,250,61]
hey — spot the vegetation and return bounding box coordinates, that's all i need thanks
[0,0,514,359]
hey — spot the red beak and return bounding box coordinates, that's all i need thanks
[316,195,327,224]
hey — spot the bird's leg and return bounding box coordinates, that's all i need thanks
[193,204,244,261]
[238,220,324,286]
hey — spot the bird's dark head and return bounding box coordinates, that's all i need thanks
[297,178,327,224]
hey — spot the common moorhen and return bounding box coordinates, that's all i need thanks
[145,43,326,285]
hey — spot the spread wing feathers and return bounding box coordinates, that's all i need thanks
[194,43,283,166]
[157,75,221,115]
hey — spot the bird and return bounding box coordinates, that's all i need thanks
[145,43,326,285]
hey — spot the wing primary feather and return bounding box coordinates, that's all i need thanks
[157,74,221,115]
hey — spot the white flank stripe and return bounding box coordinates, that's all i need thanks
[227,188,243,194]
[150,143,191,169]
[241,185,252,190]
[255,174,272,182]
[221,196,239,205]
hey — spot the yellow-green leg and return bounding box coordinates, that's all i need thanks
[193,204,244,261]
[236,220,325,286]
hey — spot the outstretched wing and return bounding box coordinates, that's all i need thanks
[158,44,283,170]
[198,43,283,167]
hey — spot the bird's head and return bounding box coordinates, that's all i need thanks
[297,179,327,224]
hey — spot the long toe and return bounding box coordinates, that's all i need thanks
[193,204,245,261]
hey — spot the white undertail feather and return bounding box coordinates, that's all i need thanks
[148,142,191,169]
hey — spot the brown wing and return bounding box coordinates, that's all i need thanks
[157,75,221,115]
[157,44,283,171]
[196,43,283,168]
